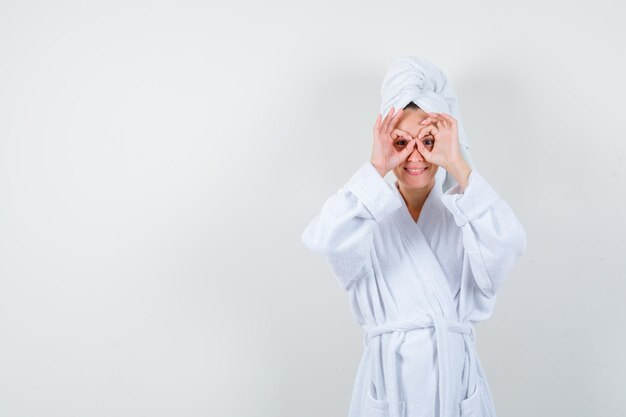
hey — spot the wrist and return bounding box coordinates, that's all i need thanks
[370,160,388,177]
[445,157,471,191]
[445,155,468,174]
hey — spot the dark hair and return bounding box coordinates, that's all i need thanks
[403,101,420,110]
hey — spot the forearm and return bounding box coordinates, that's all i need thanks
[445,157,472,192]
[440,170,527,297]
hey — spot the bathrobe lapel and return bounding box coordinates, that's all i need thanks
[390,169,459,322]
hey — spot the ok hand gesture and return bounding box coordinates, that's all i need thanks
[417,111,472,190]
[415,112,466,171]
[370,107,418,177]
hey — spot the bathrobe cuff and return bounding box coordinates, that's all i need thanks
[344,161,402,221]
[440,170,500,227]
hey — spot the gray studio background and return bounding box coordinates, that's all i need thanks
[1,1,624,416]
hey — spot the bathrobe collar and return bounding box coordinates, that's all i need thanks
[390,166,446,237]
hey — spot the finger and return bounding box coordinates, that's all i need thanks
[415,138,432,160]
[437,112,455,123]
[434,113,446,128]
[428,119,441,130]
[439,113,457,129]
[382,107,396,132]
[418,124,438,139]
[420,116,440,126]
[386,108,404,134]
[374,113,382,130]
[433,112,455,127]
[380,108,393,133]
[440,114,453,128]
[400,139,417,158]
[391,128,412,140]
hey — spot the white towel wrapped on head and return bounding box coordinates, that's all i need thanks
[380,56,474,191]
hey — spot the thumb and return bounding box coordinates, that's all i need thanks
[400,139,417,159]
[415,139,432,161]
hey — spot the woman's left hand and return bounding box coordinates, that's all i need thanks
[416,112,466,171]
[417,112,472,191]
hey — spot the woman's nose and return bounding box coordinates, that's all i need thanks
[407,144,424,161]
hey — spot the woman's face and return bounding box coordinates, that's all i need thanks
[391,108,439,190]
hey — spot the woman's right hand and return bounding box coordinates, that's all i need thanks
[370,107,416,177]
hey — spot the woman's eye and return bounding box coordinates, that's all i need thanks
[423,138,434,146]
[395,140,408,146]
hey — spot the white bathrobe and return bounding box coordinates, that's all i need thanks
[301,161,527,417]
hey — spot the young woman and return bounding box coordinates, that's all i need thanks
[301,56,527,417]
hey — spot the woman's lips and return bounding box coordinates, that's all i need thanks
[404,167,428,176]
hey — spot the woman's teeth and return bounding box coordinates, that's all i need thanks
[405,167,427,175]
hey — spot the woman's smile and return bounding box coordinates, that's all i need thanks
[404,167,429,176]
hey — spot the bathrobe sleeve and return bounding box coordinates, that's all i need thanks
[301,161,402,290]
[440,170,527,298]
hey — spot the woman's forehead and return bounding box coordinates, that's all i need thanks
[396,109,429,136]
